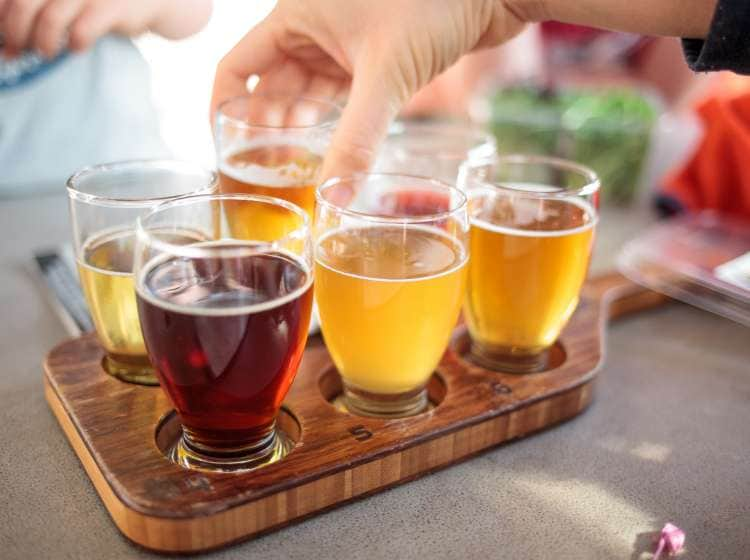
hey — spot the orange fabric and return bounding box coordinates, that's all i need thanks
[663,88,750,220]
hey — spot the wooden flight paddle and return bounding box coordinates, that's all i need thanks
[43,271,667,553]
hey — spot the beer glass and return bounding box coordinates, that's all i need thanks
[67,160,217,385]
[374,121,496,184]
[215,93,341,240]
[315,174,469,417]
[459,155,600,373]
[134,194,313,472]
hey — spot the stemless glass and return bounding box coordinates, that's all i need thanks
[459,154,600,373]
[67,160,217,385]
[315,174,469,417]
[215,93,341,240]
[373,121,496,184]
[134,194,313,472]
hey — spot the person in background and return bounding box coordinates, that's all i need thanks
[211,0,743,180]
[0,0,212,196]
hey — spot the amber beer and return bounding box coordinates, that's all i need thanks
[219,144,323,240]
[316,226,467,396]
[78,228,149,381]
[133,194,313,472]
[466,194,596,370]
[137,246,313,458]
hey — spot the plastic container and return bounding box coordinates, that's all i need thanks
[618,212,750,327]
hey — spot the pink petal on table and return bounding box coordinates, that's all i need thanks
[653,523,686,558]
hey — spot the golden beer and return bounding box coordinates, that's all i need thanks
[77,229,151,382]
[219,144,322,241]
[315,225,467,395]
[466,196,596,365]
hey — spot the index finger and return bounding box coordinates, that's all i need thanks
[320,55,402,180]
[210,16,283,122]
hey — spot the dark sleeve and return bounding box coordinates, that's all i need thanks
[682,0,750,74]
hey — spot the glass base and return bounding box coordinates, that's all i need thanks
[469,341,550,374]
[103,355,158,386]
[339,383,429,418]
[170,428,293,473]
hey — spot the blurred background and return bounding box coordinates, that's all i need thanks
[2,2,743,209]
[135,1,275,168]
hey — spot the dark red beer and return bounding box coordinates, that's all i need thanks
[137,246,313,453]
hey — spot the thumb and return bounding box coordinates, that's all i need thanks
[320,58,405,180]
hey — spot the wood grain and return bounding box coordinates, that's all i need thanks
[43,272,667,553]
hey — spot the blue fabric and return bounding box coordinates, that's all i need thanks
[0,50,69,90]
[0,36,169,196]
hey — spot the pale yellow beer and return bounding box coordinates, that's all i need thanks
[315,225,467,394]
[466,195,596,360]
[78,227,209,384]
[78,229,150,380]
[67,160,217,385]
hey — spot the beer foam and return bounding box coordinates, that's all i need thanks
[219,138,323,188]
[470,195,598,238]
[315,224,468,283]
[136,243,313,317]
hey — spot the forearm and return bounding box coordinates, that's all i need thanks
[507,0,717,39]
[149,0,213,39]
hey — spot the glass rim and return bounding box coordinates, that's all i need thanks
[462,154,600,199]
[216,92,343,131]
[316,172,469,225]
[135,193,310,261]
[66,159,217,208]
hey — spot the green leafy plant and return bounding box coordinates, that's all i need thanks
[488,86,657,203]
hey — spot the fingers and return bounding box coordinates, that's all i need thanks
[0,0,9,26]
[253,61,318,127]
[302,74,348,127]
[320,56,403,179]
[1,0,129,59]
[69,0,122,52]
[253,60,312,98]
[210,16,283,122]
[2,0,46,56]
[32,0,84,58]
[305,74,345,103]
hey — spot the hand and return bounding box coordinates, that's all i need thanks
[211,0,526,179]
[1,0,211,59]
[402,48,506,118]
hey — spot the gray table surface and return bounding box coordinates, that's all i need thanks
[1,193,748,559]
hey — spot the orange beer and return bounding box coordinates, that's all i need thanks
[219,143,323,241]
[215,94,340,238]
